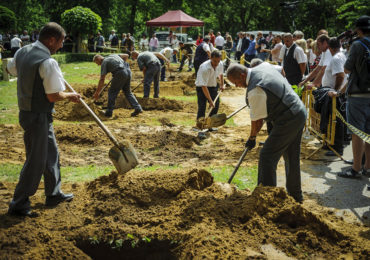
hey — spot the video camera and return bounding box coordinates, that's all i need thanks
[337,30,358,49]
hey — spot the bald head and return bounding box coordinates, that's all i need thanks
[226,64,248,88]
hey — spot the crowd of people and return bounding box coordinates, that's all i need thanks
[3,15,369,216]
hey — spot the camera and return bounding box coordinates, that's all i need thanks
[337,30,358,49]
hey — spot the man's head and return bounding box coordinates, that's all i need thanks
[293,30,304,40]
[179,41,184,47]
[226,64,248,88]
[203,36,210,43]
[131,51,139,60]
[250,34,255,40]
[39,22,66,54]
[257,31,263,39]
[152,33,156,38]
[283,33,294,48]
[210,50,221,68]
[317,29,328,37]
[328,37,340,55]
[217,32,221,36]
[23,30,28,35]
[274,34,282,43]
[93,54,104,65]
[97,32,101,36]
[111,29,115,34]
[355,15,370,37]
[209,29,213,34]
[173,48,178,54]
[317,34,330,52]
[250,58,263,68]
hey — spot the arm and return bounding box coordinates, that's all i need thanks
[201,86,215,107]
[299,65,322,87]
[119,54,129,61]
[47,91,80,103]
[93,74,106,100]
[154,52,170,64]
[311,66,326,87]
[299,63,306,76]
[142,66,147,77]
[219,73,225,90]
[250,119,264,137]
[328,72,346,97]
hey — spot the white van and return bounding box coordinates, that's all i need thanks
[155,31,193,48]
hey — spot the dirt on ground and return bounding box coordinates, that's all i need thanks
[0,168,369,259]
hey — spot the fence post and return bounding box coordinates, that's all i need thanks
[2,58,9,81]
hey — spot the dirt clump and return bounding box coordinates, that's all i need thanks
[116,96,183,111]
[158,117,175,127]
[0,168,369,259]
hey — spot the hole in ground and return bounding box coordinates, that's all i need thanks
[76,239,178,260]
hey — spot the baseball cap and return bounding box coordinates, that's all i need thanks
[355,15,370,29]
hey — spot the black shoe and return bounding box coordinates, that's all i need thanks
[187,68,192,72]
[197,132,207,140]
[325,150,343,156]
[8,208,38,218]
[338,168,361,179]
[143,96,149,98]
[153,95,159,98]
[131,109,143,117]
[177,68,182,72]
[45,193,74,207]
[104,110,113,118]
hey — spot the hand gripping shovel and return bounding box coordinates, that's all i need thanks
[207,104,247,128]
[94,79,112,105]
[64,80,139,174]
[196,90,222,130]
[228,147,249,183]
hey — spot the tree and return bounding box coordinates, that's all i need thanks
[337,0,370,29]
[0,5,16,32]
[61,6,102,52]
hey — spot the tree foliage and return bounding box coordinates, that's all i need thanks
[61,6,102,36]
[0,5,16,31]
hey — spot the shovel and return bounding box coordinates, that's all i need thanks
[228,147,249,183]
[131,81,143,92]
[94,79,112,105]
[207,104,247,128]
[64,80,139,174]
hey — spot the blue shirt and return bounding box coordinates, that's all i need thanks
[244,40,256,56]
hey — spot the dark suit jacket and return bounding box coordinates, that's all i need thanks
[241,37,250,53]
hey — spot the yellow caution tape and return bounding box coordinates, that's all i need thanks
[335,111,370,144]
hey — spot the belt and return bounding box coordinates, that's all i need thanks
[348,93,370,98]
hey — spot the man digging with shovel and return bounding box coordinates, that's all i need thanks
[93,54,143,117]
[195,50,225,139]
[226,62,307,203]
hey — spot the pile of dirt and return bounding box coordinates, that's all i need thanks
[0,168,368,259]
[132,80,194,96]
[116,96,183,111]
[54,99,102,121]
[54,124,110,145]
[158,117,175,127]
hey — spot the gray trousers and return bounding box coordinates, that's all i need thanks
[108,69,142,112]
[9,111,61,211]
[143,63,160,98]
[258,108,307,201]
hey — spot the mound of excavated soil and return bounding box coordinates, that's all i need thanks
[55,124,110,146]
[54,99,102,121]
[116,97,183,111]
[0,168,368,259]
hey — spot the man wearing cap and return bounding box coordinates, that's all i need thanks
[226,62,307,203]
[159,46,178,81]
[339,15,370,178]
[93,54,143,117]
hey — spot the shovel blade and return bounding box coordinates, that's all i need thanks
[209,113,227,127]
[196,116,212,130]
[109,140,139,174]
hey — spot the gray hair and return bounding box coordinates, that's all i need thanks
[226,64,248,79]
[250,58,263,68]
[211,50,221,58]
[293,30,304,39]
[93,54,103,62]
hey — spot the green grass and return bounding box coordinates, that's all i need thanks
[60,62,100,84]
[0,163,114,183]
[0,80,18,124]
[0,163,257,191]
[165,95,197,102]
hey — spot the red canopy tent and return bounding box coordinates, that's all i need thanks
[146,10,204,36]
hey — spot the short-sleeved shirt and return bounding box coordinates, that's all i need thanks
[271,42,283,62]
[195,59,223,87]
[321,52,347,89]
[7,41,65,94]
[160,47,174,60]
[246,70,268,121]
[96,36,105,46]
[137,51,160,71]
[11,37,22,48]
[101,55,126,75]
[318,49,332,67]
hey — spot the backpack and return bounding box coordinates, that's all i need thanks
[357,38,370,92]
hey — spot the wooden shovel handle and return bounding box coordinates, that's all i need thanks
[226,104,247,119]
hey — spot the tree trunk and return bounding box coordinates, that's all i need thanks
[129,1,138,34]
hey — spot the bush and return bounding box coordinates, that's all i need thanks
[61,6,102,36]
[0,6,16,31]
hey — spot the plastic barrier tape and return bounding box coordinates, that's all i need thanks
[335,110,370,144]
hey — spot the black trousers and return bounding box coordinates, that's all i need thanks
[196,85,220,119]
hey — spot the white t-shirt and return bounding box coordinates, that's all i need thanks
[318,49,332,67]
[215,36,225,47]
[308,49,316,65]
[11,37,22,48]
[281,43,307,66]
[246,69,268,121]
[195,59,223,87]
[7,41,66,94]
[321,52,347,89]
[140,38,148,50]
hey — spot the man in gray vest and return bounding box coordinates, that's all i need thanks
[6,22,81,217]
[93,54,143,117]
[131,51,162,98]
[226,62,307,202]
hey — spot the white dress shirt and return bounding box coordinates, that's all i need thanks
[215,36,225,47]
[246,68,268,121]
[195,60,223,87]
[7,41,66,94]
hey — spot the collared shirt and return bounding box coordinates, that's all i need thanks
[195,59,223,87]
[244,40,256,56]
[7,41,65,94]
[318,49,332,67]
[160,47,174,60]
[236,38,242,51]
[10,37,22,48]
[246,68,268,121]
[149,37,159,48]
[281,43,307,66]
[137,51,160,70]
[215,35,225,47]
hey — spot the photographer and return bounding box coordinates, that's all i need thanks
[339,15,370,178]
